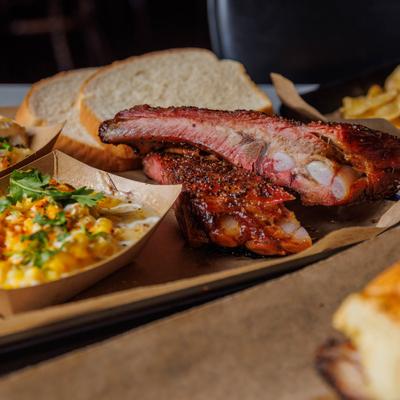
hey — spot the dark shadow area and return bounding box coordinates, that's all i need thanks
[0,0,211,82]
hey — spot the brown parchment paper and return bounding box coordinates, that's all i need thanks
[271,72,400,138]
[1,228,400,400]
[0,105,400,337]
[0,150,181,316]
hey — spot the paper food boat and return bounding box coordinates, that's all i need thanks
[0,150,181,316]
[0,123,62,178]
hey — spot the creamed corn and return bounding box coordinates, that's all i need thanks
[0,168,149,288]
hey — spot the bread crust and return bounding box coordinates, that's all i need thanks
[55,134,140,171]
[15,69,139,171]
[15,83,43,126]
[17,51,272,172]
[79,48,273,138]
[16,69,93,127]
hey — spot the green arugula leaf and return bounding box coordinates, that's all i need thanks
[7,169,104,207]
[56,231,70,242]
[21,230,62,267]
[88,231,109,240]
[70,187,104,207]
[0,197,11,212]
[33,249,58,268]
[0,137,13,152]
[34,211,67,226]
[21,230,48,244]
[9,169,50,202]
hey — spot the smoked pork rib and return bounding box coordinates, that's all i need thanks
[142,151,311,255]
[100,105,400,206]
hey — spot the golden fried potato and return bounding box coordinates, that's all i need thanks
[341,96,371,117]
[372,95,400,120]
[341,90,397,118]
[385,65,400,92]
[341,65,400,129]
[367,84,383,98]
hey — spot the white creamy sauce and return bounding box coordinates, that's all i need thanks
[102,202,142,214]
[107,202,160,246]
[121,215,160,230]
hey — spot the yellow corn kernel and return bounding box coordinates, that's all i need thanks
[44,256,65,275]
[73,231,89,245]
[91,218,113,235]
[97,196,120,208]
[46,204,61,220]
[92,240,119,258]
[25,267,45,283]
[0,261,11,284]
[45,269,61,282]
[33,198,48,210]
[44,252,76,274]
[6,268,24,285]
[78,215,96,229]
[23,218,34,233]
[5,233,27,252]
[68,243,91,260]
[69,204,89,218]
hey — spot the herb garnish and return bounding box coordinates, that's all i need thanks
[0,137,12,152]
[7,169,104,206]
[34,211,67,227]
[20,222,73,267]
[0,197,11,212]
[0,170,105,268]
[0,169,109,269]
[21,231,60,267]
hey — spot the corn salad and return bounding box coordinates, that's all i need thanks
[0,169,128,289]
[0,117,31,170]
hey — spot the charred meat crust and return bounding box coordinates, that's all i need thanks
[99,105,400,206]
[143,152,311,256]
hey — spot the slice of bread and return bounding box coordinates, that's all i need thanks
[79,48,273,137]
[15,69,138,171]
[56,105,138,171]
[16,68,97,126]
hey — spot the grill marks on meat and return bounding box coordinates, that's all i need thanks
[143,152,311,256]
[316,340,372,400]
[100,105,400,206]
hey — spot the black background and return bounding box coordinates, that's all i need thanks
[1,0,400,83]
[0,0,211,82]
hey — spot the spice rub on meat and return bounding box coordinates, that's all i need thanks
[100,105,400,206]
[143,151,311,256]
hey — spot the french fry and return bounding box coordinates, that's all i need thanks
[385,65,400,92]
[341,66,400,128]
[367,84,383,98]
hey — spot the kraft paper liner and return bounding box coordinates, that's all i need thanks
[270,72,400,138]
[0,150,181,316]
[0,123,62,178]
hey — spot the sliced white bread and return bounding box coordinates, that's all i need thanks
[16,68,96,126]
[15,69,138,171]
[79,48,273,138]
